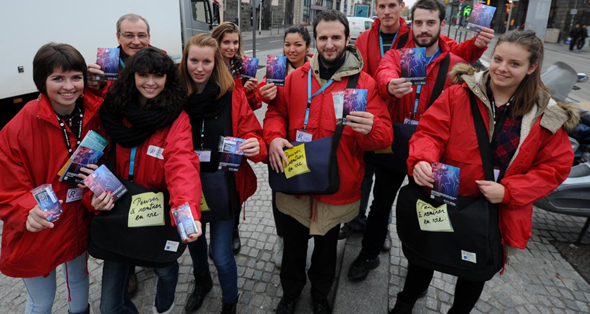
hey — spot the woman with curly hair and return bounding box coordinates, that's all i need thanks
[96,47,203,314]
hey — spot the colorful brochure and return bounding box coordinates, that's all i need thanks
[342,88,368,123]
[83,165,128,202]
[96,48,120,81]
[266,55,287,86]
[430,162,460,207]
[400,48,427,85]
[241,56,259,85]
[467,4,497,32]
[218,136,246,172]
[59,130,108,185]
[30,184,63,222]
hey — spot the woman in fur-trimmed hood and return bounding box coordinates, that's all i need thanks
[396,30,579,314]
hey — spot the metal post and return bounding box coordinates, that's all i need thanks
[238,0,241,28]
[253,1,257,58]
[505,0,512,33]
[259,1,263,35]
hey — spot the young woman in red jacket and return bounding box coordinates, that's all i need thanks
[393,30,577,314]
[0,43,103,314]
[179,33,267,314]
[96,48,202,314]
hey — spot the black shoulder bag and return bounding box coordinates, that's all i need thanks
[88,144,187,268]
[365,53,451,174]
[395,89,503,282]
[268,73,359,195]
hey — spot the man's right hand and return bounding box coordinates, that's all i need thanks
[388,78,413,98]
[87,63,105,91]
[269,138,293,173]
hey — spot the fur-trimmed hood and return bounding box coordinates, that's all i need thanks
[449,63,580,132]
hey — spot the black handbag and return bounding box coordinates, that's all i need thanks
[395,90,503,282]
[268,73,358,195]
[88,144,187,268]
[365,54,451,174]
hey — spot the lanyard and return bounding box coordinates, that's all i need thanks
[129,146,137,180]
[305,70,333,129]
[491,97,514,142]
[379,28,399,57]
[119,58,126,69]
[55,106,83,156]
[199,119,205,149]
[412,48,441,118]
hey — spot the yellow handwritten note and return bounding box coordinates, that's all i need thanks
[128,192,165,227]
[283,144,310,179]
[200,194,210,211]
[416,199,454,232]
[375,147,393,154]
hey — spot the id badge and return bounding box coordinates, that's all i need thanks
[403,118,419,125]
[66,187,84,203]
[195,149,212,162]
[296,129,313,142]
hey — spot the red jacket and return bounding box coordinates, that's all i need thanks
[375,38,466,123]
[106,112,202,222]
[407,68,576,249]
[263,49,393,205]
[0,92,104,278]
[355,18,486,77]
[227,88,268,205]
[234,77,262,111]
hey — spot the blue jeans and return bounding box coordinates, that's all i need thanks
[100,260,178,314]
[23,251,89,314]
[188,215,238,304]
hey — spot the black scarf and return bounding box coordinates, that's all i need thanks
[184,80,232,121]
[319,53,347,80]
[100,98,184,148]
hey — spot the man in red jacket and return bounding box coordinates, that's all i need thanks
[340,0,495,245]
[264,10,392,314]
[86,13,152,96]
[347,0,468,283]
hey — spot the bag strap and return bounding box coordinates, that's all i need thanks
[332,72,360,144]
[427,53,451,108]
[396,32,409,49]
[468,90,495,182]
[106,143,138,181]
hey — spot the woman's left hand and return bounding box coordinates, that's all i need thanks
[244,78,258,92]
[240,138,260,157]
[475,180,505,204]
[184,220,203,243]
[77,164,99,188]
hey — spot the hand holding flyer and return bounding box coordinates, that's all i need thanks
[266,55,287,86]
[466,4,497,32]
[83,165,128,202]
[430,162,460,207]
[30,184,63,222]
[218,136,246,171]
[400,48,427,85]
[96,48,120,81]
[241,56,260,85]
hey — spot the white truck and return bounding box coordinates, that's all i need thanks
[0,0,220,128]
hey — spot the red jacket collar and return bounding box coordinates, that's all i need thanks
[36,91,103,127]
[371,17,409,36]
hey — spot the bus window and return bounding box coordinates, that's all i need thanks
[191,0,211,24]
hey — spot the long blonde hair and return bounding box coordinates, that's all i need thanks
[179,33,234,98]
[211,22,245,60]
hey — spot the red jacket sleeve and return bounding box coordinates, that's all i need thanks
[356,75,393,151]
[406,87,454,174]
[254,76,275,105]
[234,89,268,164]
[375,49,402,99]
[163,113,202,222]
[263,75,291,145]
[442,35,487,65]
[500,127,573,208]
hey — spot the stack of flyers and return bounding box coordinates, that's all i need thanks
[343,89,368,123]
[466,4,497,32]
[30,184,63,222]
[241,56,259,85]
[430,162,460,207]
[83,165,128,202]
[96,48,120,81]
[218,136,246,172]
[266,55,287,86]
[171,203,199,241]
[400,48,427,85]
[59,130,108,185]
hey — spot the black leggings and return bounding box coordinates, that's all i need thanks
[398,263,486,313]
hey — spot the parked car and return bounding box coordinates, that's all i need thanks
[348,16,374,44]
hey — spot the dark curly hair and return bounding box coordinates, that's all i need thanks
[104,47,186,111]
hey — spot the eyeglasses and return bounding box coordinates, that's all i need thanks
[119,32,149,40]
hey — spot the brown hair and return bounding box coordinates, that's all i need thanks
[33,43,87,94]
[179,33,234,98]
[211,22,245,60]
[494,30,546,117]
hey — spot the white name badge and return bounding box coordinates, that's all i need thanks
[147,145,164,160]
[195,149,212,162]
[296,130,313,143]
[403,118,419,125]
[66,188,84,203]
